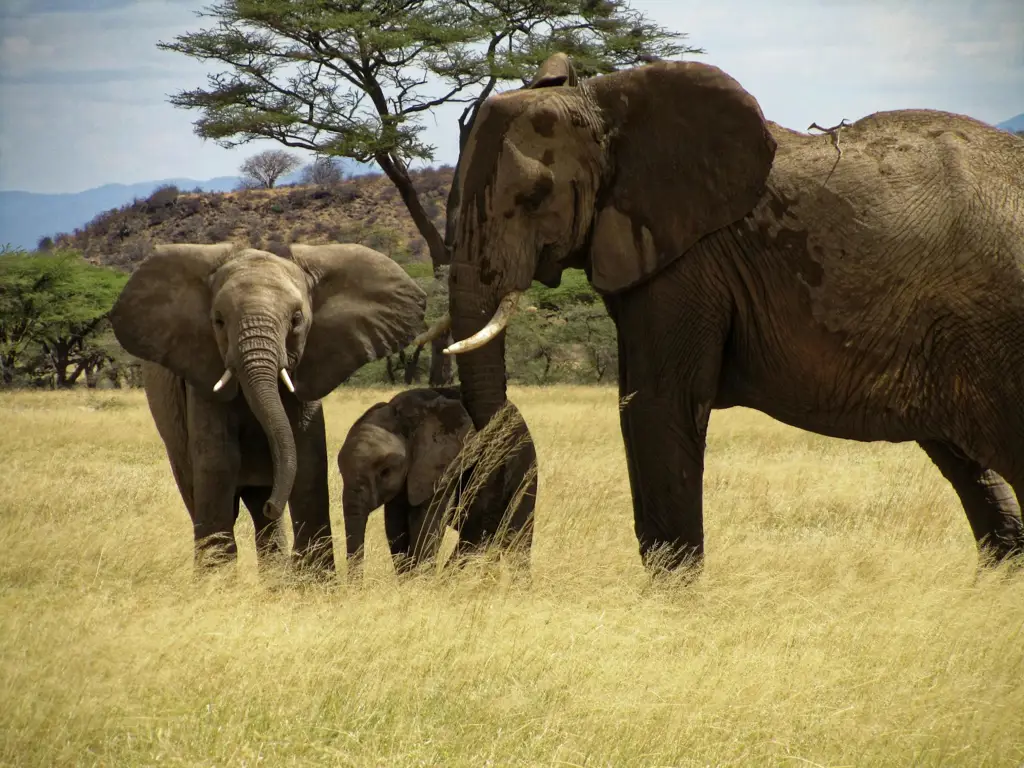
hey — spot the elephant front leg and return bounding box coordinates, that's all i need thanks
[619,391,710,575]
[187,389,242,571]
[919,440,1024,564]
[384,499,414,576]
[287,401,335,575]
[607,277,728,579]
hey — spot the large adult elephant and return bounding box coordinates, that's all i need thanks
[429,52,1024,574]
[109,242,427,573]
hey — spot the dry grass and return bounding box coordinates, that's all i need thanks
[1,386,1023,767]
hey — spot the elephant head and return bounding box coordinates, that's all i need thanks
[338,388,474,569]
[436,53,777,428]
[109,242,427,521]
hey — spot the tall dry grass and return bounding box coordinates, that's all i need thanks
[1,386,1022,767]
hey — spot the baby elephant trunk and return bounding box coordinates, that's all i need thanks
[342,488,369,580]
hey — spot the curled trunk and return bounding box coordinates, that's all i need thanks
[238,345,296,521]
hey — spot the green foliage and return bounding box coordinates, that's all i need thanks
[0,249,129,388]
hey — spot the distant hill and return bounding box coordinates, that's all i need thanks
[0,159,373,251]
[996,113,1024,133]
[49,166,454,273]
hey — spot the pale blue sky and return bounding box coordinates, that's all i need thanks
[1,0,1021,193]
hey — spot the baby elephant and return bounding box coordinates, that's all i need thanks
[338,387,537,578]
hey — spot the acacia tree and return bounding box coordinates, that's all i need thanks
[159,0,699,384]
[239,148,302,188]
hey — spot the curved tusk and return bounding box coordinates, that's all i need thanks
[279,368,295,394]
[412,314,451,348]
[212,369,233,392]
[444,291,522,356]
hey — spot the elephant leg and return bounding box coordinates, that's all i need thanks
[408,501,447,570]
[186,386,241,570]
[605,272,729,577]
[383,500,413,575]
[240,485,288,567]
[287,401,335,575]
[919,440,1024,564]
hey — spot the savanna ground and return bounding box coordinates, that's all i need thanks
[1,386,1022,767]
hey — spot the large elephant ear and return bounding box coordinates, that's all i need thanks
[108,242,234,392]
[290,244,428,401]
[400,394,475,507]
[586,60,777,294]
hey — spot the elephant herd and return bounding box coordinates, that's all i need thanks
[109,53,1024,583]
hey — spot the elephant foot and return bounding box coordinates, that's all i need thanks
[289,547,337,585]
[976,534,1024,573]
[193,532,239,572]
[640,541,704,587]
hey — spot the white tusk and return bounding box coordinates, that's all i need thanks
[411,314,451,348]
[280,368,295,393]
[212,369,233,392]
[443,291,522,356]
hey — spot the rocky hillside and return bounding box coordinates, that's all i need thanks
[50,166,455,272]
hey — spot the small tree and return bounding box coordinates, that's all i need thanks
[239,149,301,189]
[300,156,346,187]
[0,249,128,387]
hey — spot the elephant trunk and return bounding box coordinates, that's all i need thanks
[237,321,296,521]
[448,262,509,430]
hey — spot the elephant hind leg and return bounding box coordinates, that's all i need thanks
[919,440,1024,564]
[240,485,287,567]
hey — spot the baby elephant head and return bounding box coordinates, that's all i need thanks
[109,241,427,523]
[338,388,475,568]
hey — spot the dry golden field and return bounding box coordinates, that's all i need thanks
[1,386,1023,767]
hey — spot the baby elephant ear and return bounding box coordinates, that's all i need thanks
[405,396,475,507]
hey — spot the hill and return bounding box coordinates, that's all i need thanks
[0,158,373,252]
[51,167,453,272]
[996,113,1024,133]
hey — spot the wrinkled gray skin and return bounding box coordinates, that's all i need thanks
[339,387,536,578]
[445,52,1024,575]
[109,242,427,573]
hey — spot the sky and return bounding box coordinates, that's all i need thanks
[1,0,1022,194]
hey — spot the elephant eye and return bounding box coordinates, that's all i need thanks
[291,310,303,330]
[213,313,225,329]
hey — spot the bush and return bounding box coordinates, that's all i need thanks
[145,184,179,211]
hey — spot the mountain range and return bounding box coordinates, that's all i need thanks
[2,115,1021,253]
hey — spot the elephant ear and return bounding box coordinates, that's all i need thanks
[401,395,475,507]
[586,60,777,294]
[290,244,428,401]
[108,243,234,393]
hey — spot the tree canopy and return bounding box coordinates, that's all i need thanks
[0,249,129,388]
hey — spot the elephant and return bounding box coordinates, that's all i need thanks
[338,386,537,578]
[420,51,1024,576]
[108,241,427,573]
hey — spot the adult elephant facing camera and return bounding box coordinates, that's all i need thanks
[439,52,1024,575]
[109,242,427,573]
